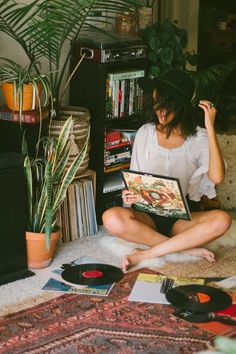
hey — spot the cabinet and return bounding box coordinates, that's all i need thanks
[70,54,146,223]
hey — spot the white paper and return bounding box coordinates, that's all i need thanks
[128,280,170,304]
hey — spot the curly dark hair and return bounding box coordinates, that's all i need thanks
[143,83,198,138]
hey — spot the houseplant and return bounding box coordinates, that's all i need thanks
[0,0,142,117]
[139,19,192,78]
[23,116,90,268]
[140,19,236,107]
[0,58,50,118]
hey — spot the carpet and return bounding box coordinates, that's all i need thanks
[0,269,215,354]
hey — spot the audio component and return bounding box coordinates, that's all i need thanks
[71,31,147,63]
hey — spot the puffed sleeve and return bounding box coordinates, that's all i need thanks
[188,128,217,201]
[130,124,151,172]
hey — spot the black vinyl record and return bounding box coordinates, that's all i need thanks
[166,284,232,313]
[61,263,123,286]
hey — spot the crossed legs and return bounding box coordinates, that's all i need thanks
[102,206,232,271]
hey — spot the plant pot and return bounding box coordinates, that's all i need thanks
[49,106,90,175]
[25,228,61,269]
[2,82,42,111]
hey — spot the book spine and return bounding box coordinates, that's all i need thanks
[105,141,130,150]
[108,69,145,81]
[105,144,132,155]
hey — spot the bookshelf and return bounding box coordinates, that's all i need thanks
[70,43,146,223]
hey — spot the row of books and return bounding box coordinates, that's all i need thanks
[105,68,145,120]
[57,178,98,242]
[0,106,49,124]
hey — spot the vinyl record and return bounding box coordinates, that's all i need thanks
[61,263,123,286]
[166,284,232,313]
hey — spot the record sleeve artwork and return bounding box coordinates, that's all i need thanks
[122,170,191,220]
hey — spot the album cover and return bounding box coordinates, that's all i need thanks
[42,256,115,296]
[122,170,191,220]
[42,277,114,296]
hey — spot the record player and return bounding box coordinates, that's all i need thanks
[71,31,147,63]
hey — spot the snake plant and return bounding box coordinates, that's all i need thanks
[23,116,90,251]
[0,0,142,116]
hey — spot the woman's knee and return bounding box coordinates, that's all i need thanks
[102,207,132,235]
[210,210,232,235]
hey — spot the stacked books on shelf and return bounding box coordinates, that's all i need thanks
[103,129,137,192]
[0,106,49,124]
[105,67,145,119]
[57,177,98,242]
[104,130,133,174]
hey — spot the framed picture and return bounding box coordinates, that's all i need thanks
[122,170,191,220]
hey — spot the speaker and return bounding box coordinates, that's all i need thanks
[0,153,34,285]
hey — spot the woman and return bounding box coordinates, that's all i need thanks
[102,69,232,271]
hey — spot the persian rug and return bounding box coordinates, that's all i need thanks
[0,269,215,354]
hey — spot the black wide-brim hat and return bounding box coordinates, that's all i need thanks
[138,68,195,106]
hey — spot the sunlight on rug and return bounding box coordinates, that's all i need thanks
[98,219,236,275]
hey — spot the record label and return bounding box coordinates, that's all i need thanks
[166,284,232,313]
[61,263,123,286]
[82,270,104,278]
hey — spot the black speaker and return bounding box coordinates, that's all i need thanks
[0,153,34,285]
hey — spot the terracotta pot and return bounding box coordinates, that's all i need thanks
[2,82,42,111]
[26,228,61,269]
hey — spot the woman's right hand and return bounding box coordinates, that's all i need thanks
[122,189,140,205]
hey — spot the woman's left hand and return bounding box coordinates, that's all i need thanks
[198,100,217,131]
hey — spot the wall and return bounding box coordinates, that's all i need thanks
[160,0,199,55]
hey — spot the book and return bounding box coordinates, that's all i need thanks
[0,106,49,124]
[105,130,121,143]
[42,256,115,296]
[105,141,131,152]
[122,169,191,220]
[107,68,145,81]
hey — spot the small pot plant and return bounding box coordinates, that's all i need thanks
[23,116,90,268]
[0,58,51,118]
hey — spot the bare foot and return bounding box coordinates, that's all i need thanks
[122,247,215,271]
[122,248,147,271]
[183,248,215,262]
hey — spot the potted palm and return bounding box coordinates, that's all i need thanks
[0,0,142,173]
[23,116,90,269]
[0,0,142,117]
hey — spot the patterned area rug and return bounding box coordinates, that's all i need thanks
[157,246,236,278]
[0,269,215,354]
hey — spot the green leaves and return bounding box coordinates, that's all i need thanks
[0,0,142,113]
[23,116,90,251]
[140,19,191,78]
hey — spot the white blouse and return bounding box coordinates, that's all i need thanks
[130,123,216,201]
